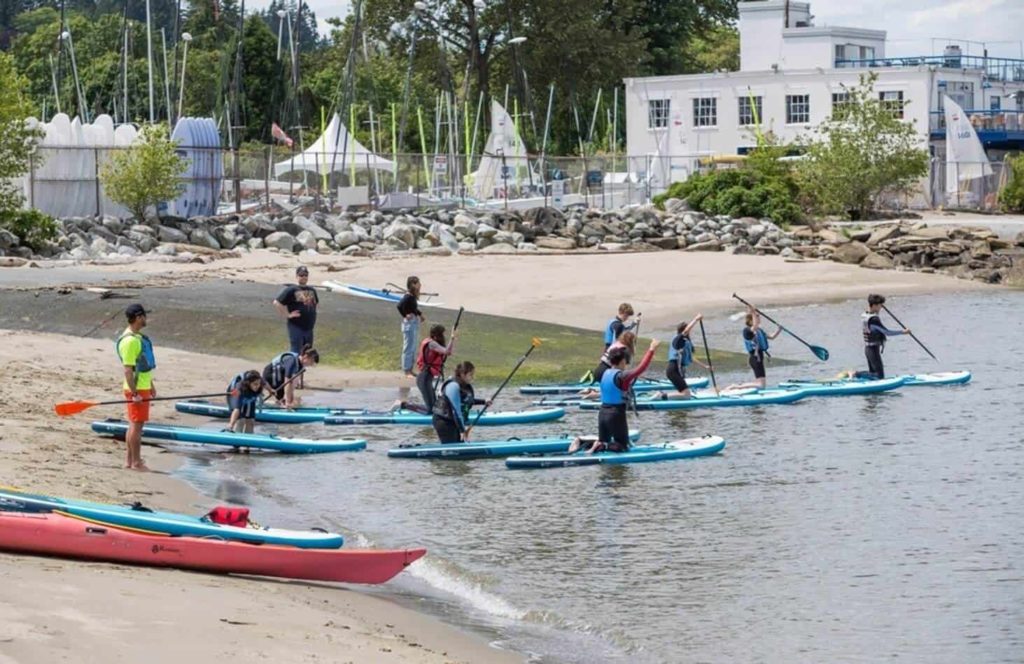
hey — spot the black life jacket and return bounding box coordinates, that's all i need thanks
[433,378,474,423]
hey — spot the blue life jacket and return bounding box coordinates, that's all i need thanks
[668,334,694,367]
[603,318,620,345]
[743,327,770,355]
[115,331,156,374]
[600,368,625,406]
[227,372,262,406]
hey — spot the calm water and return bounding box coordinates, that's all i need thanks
[174,291,1023,663]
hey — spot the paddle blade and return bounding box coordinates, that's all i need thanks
[531,337,542,347]
[810,346,830,361]
[54,400,100,416]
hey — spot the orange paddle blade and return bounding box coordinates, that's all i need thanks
[53,400,101,416]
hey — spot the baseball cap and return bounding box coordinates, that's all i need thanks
[125,303,149,320]
[296,265,309,276]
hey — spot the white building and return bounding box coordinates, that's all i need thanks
[624,0,1024,190]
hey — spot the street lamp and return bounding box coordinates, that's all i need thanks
[60,29,87,121]
[276,9,287,61]
[177,32,192,121]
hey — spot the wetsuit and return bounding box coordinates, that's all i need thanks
[414,338,453,412]
[432,378,486,443]
[596,349,654,453]
[593,340,634,383]
[742,326,770,379]
[603,317,637,349]
[862,312,902,378]
[262,352,302,401]
[666,333,694,391]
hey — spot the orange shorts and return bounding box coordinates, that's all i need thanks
[124,390,153,423]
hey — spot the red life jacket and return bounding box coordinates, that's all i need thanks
[416,338,445,375]
[205,506,250,528]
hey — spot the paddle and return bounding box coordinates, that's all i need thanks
[433,306,465,393]
[881,304,937,361]
[82,309,125,338]
[629,315,642,417]
[55,391,236,417]
[466,337,542,434]
[698,319,719,395]
[384,282,441,298]
[732,294,830,361]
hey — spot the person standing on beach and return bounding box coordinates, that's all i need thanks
[116,304,155,471]
[273,266,319,354]
[226,370,269,433]
[397,276,425,377]
[862,294,910,378]
[604,303,640,349]
[262,346,319,409]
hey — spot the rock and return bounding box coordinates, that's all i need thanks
[694,232,715,243]
[912,226,951,240]
[866,225,901,246]
[478,242,517,254]
[88,225,119,243]
[383,221,415,248]
[663,198,689,214]
[0,256,29,267]
[154,243,177,256]
[989,238,1012,251]
[0,229,19,249]
[517,242,538,252]
[385,235,410,251]
[970,240,993,259]
[324,216,352,235]
[69,246,93,261]
[780,247,796,259]
[832,241,870,264]
[342,245,370,257]
[127,231,157,253]
[453,213,478,236]
[936,241,965,255]
[534,236,577,250]
[157,225,189,243]
[247,237,264,250]
[295,215,333,241]
[129,224,157,237]
[264,231,297,252]
[436,225,460,253]
[685,240,723,252]
[1014,231,1024,248]
[849,229,872,243]
[189,228,221,250]
[817,229,850,245]
[243,214,277,237]
[89,237,111,255]
[117,245,141,256]
[475,223,498,239]
[333,231,360,248]
[647,237,680,250]
[860,251,895,270]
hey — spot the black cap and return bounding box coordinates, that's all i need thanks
[296,265,309,276]
[125,303,148,320]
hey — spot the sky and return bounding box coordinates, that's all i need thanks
[246,0,1024,60]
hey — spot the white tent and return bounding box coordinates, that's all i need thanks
[273,113,394,177]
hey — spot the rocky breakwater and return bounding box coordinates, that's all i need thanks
[0,204,1019,285]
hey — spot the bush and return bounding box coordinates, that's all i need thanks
[0,208,57,250]
[100,123,186,221]
[654,161,802,226]
[1000,153,1024,213]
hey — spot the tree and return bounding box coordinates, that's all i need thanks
[1000,153,1024,213]
[797,73,929,219]
[100,123,186,220]
[684,25,739,73]
[629,0,738,75]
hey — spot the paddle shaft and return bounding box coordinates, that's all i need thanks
[698,319,719,393]
[630,316,641,417]
[67,391,231,408]
[82,310,124,338]
[732,294,819,353]
[434,306,465,391]
[881,304,937,360]
[385,282,440,297]
[467,342,539,431]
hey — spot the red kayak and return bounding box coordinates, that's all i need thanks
[0,511,425,585]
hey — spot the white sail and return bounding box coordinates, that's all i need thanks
[471,100,537,200]
[944,95,992,201]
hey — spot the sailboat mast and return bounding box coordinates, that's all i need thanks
[146,0,154,122]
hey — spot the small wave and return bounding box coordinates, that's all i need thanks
[406,558,528,621]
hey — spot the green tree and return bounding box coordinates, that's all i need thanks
[240,14,283,141]
[999,153,1024,213]
[100,123,186,221]
[797,73,929,219]
[629,0,738,75]
[684,25,739,73]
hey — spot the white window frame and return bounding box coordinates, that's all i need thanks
[738,95,763,126]
[879,90,905,119]
[692,97,717,128]
[648,99,670,130]
[786,94,810,124]
[831,91,851,119]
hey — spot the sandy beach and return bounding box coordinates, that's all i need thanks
[0,244,999,662]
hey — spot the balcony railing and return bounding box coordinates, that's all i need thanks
[836,55,1024,83]
[929,108,1024,134]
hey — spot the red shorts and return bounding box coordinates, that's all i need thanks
[124,390,152,423]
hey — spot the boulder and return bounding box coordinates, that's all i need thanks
[866,225,901,246]
[817,229,850,245]
[475,223,498,239]
[647,237,680,250]
[534,236,577,250]
[912,226,951,240]
[383,221,415,248]
[264,231,297,252]
[478,242,517,254]
[0,256,29,267]
[453,213,478,236]
[685,240,723,252]
[936,241,965,255]
[324,216,352,235]
[1015,231,1024,248]
[158,225,189,243]
[832,241,870,264]
[849,229,872,243]
[189,228,221,250]
[334,231,359,248]
[127,231,157,253]
[294,215,333,241]
[0,229,20,249]
[970,240,993,259]
[860,251,895,270]
[246,237,263,250]
[663,198,689,214]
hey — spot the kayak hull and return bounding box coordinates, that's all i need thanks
[0,487,343,549]
[777,376,906,396]
[324,407,565,426]
[91,419,366,454]
[388,430,641,459]
[0,512,423,584]
[519,376,709,395]
[505,436,726,469]
[579,388,807,410]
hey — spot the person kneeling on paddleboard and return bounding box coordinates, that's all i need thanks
[226,370,270,433]
[654,314,710,400]
[432,361,491,443]
[396,324,458,414]
[863,294,910,379]
[262,346,319,410]
[570,340,659,454]
[728,304,781,390]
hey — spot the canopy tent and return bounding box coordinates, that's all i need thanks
[470,100,539,201]
[273,114,395,177]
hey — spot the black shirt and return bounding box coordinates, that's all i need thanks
[275,285,319,331]
[397,293,422,318]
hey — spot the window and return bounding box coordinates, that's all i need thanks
[648,99,670,130]
[879,90,905,119]
[860,46,875,60]
[990,96,1001,111]
[738,96,763,125]
[693,97,717,127]
[834,44,846,66]
[831,92,851,119]
[786,94,810,124]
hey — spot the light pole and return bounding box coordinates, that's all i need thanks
[61,29,87,121]
[145,0,154,123]
[276,9,287,61]
[177,32,192,121]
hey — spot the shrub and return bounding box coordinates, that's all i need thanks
[1000,153,1024,213]
[100,123,187,221]
[0,208,57,250]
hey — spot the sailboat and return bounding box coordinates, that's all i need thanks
[943,95,993,208]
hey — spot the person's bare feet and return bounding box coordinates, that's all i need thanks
[131,460,150,472]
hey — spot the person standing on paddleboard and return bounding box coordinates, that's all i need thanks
[226,370,269,433]
[397,276,426,378]
[655,314,710,400]
[116,303,155,471]
[432,361,491,443]
[273,266,319,388]
[863,294,910,378]
[262,346,319,410]
[569,339,660,454]
[603,302,640,349]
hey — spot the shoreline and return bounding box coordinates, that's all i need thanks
[0,329,523,664]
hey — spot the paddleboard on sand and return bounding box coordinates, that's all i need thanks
[91,419,366,454]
